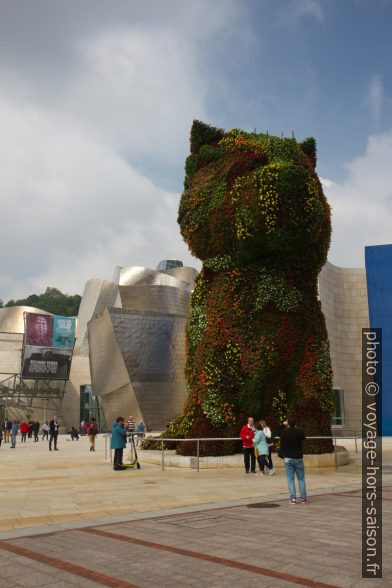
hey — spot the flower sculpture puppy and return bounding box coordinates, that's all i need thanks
[173,120,334,455]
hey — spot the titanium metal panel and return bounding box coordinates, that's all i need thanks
[118,285,190,316]
[0,306,51,376]
[161,266,198,289]
[88,307,188,430]
[115,266,192,291]
[87,309,129,397]
[75,279,119,352]
[365,244,392,435]
[0,306,51,335]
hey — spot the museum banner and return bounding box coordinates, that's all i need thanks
[22,313,76,380]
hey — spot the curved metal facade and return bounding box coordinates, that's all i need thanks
[86,264,196,430]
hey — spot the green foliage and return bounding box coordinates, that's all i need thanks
[203,254,233,272]
[266,136,298,163]
[208,181,227,212]
[300,136,317,163]
[5,287,81,316]
[184,153,200,189]
[187,305,207,347]
[255,268,302,312]
[190,120,223,154]
[172,121,334,455]
[199,144,222,162]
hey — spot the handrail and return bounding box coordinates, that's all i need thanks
[103,433,362,470]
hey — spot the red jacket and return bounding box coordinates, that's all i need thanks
[240,424,254,448]
[20,422,29,434]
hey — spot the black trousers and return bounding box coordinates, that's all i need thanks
[114,448,124,467]
[42,430,48,440]
[257,454,268,472]
[49,431,58,450]
[243,447,256,472]
[34,431,39,441]
[266,446,273,470]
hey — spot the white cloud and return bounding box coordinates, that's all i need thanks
[294,0,324,21]
[68,29,206,165]
[0,91,199,301]
[320,177,336,189]
[323,130,392,268]
[0,2,245,301]
[279,0,325,26]
[366,74,384,125]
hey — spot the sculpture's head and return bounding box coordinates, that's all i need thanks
[178,120,331,272]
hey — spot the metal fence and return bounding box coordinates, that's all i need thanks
[103,434,362,471]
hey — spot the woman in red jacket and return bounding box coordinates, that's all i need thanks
[20,422,29,442]
[240,417,256,474]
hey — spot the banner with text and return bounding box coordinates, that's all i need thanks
[22,313,76,380]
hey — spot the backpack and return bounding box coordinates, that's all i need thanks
[88,422,98,435]
[264,428,275,447]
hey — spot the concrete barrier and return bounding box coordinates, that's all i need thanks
[138,446,350,469]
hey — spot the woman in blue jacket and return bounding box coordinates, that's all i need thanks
[253,422,269,475]
[111,417,127,470]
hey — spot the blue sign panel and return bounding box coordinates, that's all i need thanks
[365,244,392,435]
[52,315,76,350]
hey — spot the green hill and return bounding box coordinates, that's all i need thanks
[3,287,81,317]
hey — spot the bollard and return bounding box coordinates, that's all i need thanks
[334,437,337,470]
[161,441,165,471]
[197,439,200,472]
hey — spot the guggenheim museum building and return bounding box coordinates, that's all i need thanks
[0,247,391,436]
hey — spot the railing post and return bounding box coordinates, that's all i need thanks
[334,436,337,470]
[197,439,200,472]
[161,440,165,471]
[105,435,107,460]
[355,434,358,454]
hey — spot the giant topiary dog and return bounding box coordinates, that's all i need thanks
[172,120,334,455]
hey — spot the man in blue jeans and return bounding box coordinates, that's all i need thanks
[279,417,307,504]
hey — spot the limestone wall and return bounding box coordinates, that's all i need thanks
[319,261,369,434]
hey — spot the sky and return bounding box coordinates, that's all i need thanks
[1,0,392,300]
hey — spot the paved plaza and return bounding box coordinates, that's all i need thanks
[0,435,391,586]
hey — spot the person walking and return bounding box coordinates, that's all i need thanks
[49,416,59,451]
[20,421,29,442]
[111,417,127,470]
[136,420,145,447]
[10,421,19,448]
[240,417,256,474]
[2,420,8,443]
[253,422,269,475]
[33,421,40,442]
[126,415,135,440]
[87,418,98,451]
[260,418,274,475]
[3,419,12,443]
[279,417,307,504]
[42,421,49,440]
[0,427,3,447]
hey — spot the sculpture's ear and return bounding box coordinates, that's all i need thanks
[190,120,224,154]
[300,137,317,169]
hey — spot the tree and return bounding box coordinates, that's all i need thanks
[4,287,81,316]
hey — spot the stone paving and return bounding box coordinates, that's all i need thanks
[0,434,370,534]
[0,435,391,586]
[0,488,391,587]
